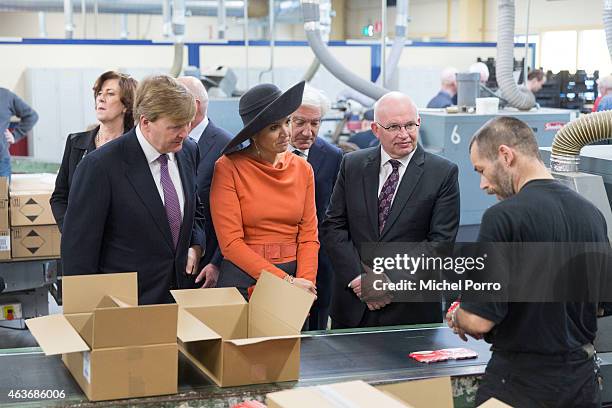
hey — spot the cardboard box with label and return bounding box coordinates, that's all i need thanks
[9,173,56,226]
[0,198,8,230]
[26,273,178,401]
[11,225,60,259]
[0,229,10,260]
[267,381,411,408]
[172,272,315,387]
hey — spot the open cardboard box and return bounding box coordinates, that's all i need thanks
[267,380,412,408]
[26,273,178,401]
[172,272,315,387]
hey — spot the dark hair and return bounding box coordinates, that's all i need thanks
[527,69,544,82]
[469,116,542,161]
[93,71,138,133]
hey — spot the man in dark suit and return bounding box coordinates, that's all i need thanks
[348,109,377,149]
[289,85,343,330]
[177,76,232,288]
[426,66,458,109]
[321,91,460,329]
[61,75,205,305]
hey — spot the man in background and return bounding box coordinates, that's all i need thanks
[427,67,458,108]
[177,76,233,289]
[289,85,343,330]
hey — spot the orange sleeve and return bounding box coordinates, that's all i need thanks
[296,164,320,284]
[210,157,287,281]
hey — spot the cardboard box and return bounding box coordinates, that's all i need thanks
[0,199,8,230]
[9,173,56,226]
[376,377,454,408]
[11,225,60,259]
[0,176,7,200]
[172,272,315,387]
[267,381,411,408]
[0,229,10,260]
[26,273,178,401]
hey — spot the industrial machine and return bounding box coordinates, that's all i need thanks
[419,108,576,226]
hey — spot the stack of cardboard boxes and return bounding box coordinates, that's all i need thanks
[1,173,61,261]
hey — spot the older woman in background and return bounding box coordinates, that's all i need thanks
[210,81,318,300]
[50,71,137,231]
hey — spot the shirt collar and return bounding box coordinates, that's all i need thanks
[188,116,209,143]
[136,125,176,164]
[380,144,417,169]
[288,143,309,158]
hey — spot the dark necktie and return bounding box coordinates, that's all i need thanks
[378,159,401,234]
[158,154,182,248]
[293,149,304,158]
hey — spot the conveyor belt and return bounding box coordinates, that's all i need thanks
[0,326,609,407]
[0,326,488,407]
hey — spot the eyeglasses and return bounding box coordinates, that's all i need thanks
[291,117,321,128]
[376,122,419,133]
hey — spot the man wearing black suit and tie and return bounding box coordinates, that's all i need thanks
[321,91,460,329]
[177,76,232,289]
[289,85,343,330]
[61,75,205,305]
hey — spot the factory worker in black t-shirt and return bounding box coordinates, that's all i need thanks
[446,116,608,408]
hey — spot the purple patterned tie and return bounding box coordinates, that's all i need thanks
[158,154,182,248]
[378,159,401,234]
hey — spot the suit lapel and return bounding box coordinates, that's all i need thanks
[123,130,175,251]
[380,147,425,239]
[175,146,193,248]
[363,147,381,239]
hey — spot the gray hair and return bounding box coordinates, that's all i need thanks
[301,84,330,117]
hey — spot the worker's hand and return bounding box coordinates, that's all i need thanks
[293,277,317,298]
[366,293,392,311]
[185,245,202,276]
[4,129,14,144]
[349,275,362,298]
[195,263,220,288]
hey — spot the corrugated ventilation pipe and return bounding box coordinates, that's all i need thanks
[169,0,185,78]
[302,0,388,101]
[550,110,612,172]
[496,0,535,110]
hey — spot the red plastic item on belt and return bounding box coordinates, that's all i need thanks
[409,348,478,363]
[231,400,267,408]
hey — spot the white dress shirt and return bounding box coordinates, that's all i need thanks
[288,143,310,159]
[188,116,209,143]
[136,125,185,218]
[377,146,417,206]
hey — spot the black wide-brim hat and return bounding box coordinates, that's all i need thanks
[222,80,306,154]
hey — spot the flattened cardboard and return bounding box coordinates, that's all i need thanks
[377,377,453,408]
[11,225,60,259]
[62,273,138,314]
[266,381,411,408]
[0,199,8,229]
[26,314,89,355]
[173,272,315,387]
[0,229,10,260]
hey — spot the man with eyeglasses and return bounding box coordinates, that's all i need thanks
[321,91,460,329]
[289,85,343,330]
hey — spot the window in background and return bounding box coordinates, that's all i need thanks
[578,29,612,75]
[540,30,577,73]
[514,34,540,70]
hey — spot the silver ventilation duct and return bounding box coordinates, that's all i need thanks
[496,0,536,110]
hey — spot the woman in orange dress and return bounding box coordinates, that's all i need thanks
[210,81,318,299]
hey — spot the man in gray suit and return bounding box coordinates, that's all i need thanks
[321,92,460,329]
[177,76,233,288]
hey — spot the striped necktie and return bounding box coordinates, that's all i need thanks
[158,154,182,248]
